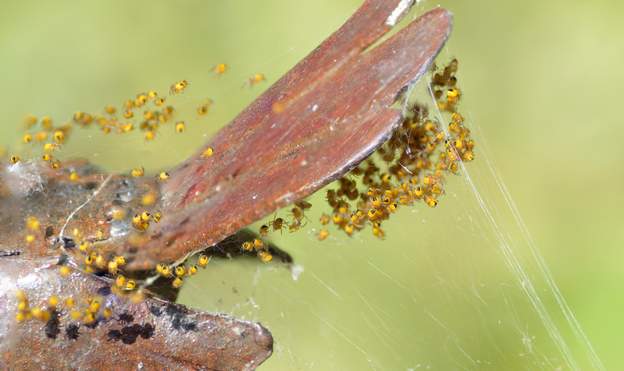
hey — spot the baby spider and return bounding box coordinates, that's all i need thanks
[169,80,189,95]
[197,254,209,267]
[245,73,265,87]
[259,224,269,237]
[131,167,144,177]
[197,99,214,116]
[211,63,228,75]
[271,216,286,233]
[201,147,214,158]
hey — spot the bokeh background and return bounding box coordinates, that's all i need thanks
[1,0,622,369]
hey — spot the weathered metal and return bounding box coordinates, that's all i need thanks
[0,256,272,370]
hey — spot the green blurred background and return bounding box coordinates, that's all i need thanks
[1,0,622,369]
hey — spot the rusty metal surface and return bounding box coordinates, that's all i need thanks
[129,4,453,269]
[0,0,453,369]
[0,256,272,370]
[0,160,159,261]
[0,160,272,370]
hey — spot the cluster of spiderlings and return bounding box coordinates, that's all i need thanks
[52,207,149,300]
[5,61,270,168]
[68,235,139,294]
[15,291,59,324]
[15,289,110,328]
[71,85,181,142]
[7,72,266,171]
[67,295,115,325]
[8,78,206,172]
[51,153,205,294]
[248,201,313,262]
[155,253,210,289]
[317,59,474,240]
[241,238,273,263]
[58,216,211,298]
[131,210,162,232]
[13,114,68,168]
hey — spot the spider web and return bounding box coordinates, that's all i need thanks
[175,77,603,370]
